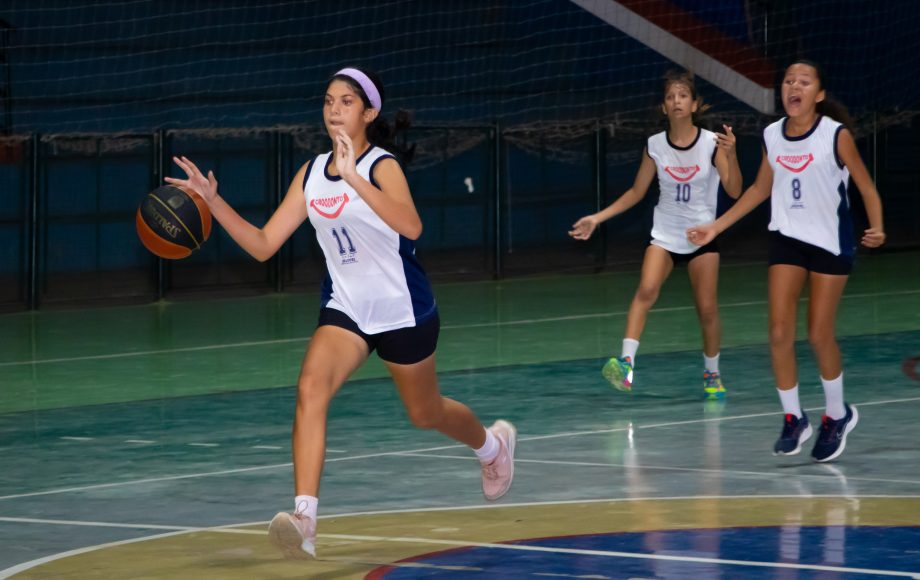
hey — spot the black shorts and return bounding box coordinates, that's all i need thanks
[662,240,720,266]
[317,308,439,365]
[768,231,853,275]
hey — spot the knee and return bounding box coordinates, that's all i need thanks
[769,323,794,349]
[296,374,333,412]
[634,285,660,306]
[808,327,836,350]
[696,303,719,327]
[406,401,444,430]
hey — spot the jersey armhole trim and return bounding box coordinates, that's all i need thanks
[833,125,846,169]
[302,154,320,192]
[368,153,398,189]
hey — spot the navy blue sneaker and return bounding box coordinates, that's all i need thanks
[811,403,859,463]
[773,412,813,456]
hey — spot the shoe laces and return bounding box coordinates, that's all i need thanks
[780,413,799,437]
[482,459,499,480]
[818,415,839,442]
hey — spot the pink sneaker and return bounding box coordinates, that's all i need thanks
[268,511,316,559]
[481,420,517,501]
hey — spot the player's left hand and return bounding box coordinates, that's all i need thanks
[861,227,886,248]
[334,127,358,182]
[715,125,736,156]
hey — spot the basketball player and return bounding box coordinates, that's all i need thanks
[165,68,516,559]
[569,71,742,400]
[687,60,885,462]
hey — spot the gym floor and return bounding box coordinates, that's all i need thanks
[1,251,919,578]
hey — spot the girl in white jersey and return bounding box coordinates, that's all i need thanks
[166,68,516,559]
[569,71,742,400]
[688,61,885,462]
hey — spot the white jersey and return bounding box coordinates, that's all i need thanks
[764,116,854,257]
[646,128,721,254]
[304,146,435,334]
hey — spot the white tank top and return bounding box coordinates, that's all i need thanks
[646,128,721,254]
[764,116,854,257]
[303,146,436,334]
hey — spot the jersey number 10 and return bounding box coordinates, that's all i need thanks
[675,183,691,203]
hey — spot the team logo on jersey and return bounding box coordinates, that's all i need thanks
[310,193,350,218]
[776,153,814,173]
[664,165,700,182]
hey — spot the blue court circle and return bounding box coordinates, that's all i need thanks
[371,525,920,578]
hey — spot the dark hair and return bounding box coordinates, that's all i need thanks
[661,70,711,123]
[329,68,416,166]
[785,59,854,129]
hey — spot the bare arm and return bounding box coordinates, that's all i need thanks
[568,150,657,240]
[837,129,885,248]
[166,156,309,262]
[687,151,773,245]
[334,129,423,240]
[714,125,742,198]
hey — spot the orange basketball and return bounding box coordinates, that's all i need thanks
[136,185,212,259]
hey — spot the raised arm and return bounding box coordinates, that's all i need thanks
[714,124,742,198]
[166,156,309,262]
[334,128,423,240]
[836,128,885,248]
[687,151,773,245]
[568,149,657,240]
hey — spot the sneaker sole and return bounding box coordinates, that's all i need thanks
[813,405,859,463]
[268,512,315,560]
[485,420,516,501]
[773,424,813,456]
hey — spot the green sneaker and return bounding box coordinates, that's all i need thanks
[602,356,633,391]
[703,370,726,400]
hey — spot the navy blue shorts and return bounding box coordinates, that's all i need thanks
[660,240,720,266]
[768,232,853,275]
[317,308,439,365]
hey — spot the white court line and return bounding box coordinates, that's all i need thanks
[3,396,920,502]
[3,495,920,578]
[3,287,918,367]
[59,436,92,441]
[401,452,920,487]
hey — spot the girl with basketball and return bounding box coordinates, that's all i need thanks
[569,71,742,400]
[687,60,885,462]
[165,68,516,559]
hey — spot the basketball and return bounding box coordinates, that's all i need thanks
[135,185,212,259]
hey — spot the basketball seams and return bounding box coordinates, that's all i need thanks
[148,189,201,249]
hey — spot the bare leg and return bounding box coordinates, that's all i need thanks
[807,272,848,379]
[687,252,721,357]
[624,245,674,340]
[292,325,369,497]
[388,353,486,449]
[768,265,808,389]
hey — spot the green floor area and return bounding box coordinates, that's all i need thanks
[0,251,918,413]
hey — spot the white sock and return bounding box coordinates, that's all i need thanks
[621,338,639,362]
[474,428,499,463]
[821,372,845,420]
[777,385,802,419]
[704,352,720,374]
[294,495,318,521]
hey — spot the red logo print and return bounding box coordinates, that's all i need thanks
[310,193,350,219]
[664,165,700,182]
[776,153,814,173]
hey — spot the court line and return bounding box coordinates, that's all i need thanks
[401,452,920,487]
[3,287,918,367]
[2,396,919,502]
[3,496,920,578]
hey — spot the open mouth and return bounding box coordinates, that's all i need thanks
[788,96,802,106]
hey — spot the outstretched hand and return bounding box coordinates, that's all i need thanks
[568,215,599,240]
[686,223,718,246]
[164,156,218,203]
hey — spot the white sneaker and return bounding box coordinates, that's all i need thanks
[268,511,316,559]
[481,420,517,501]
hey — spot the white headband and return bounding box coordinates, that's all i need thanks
[335,68,382,111]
